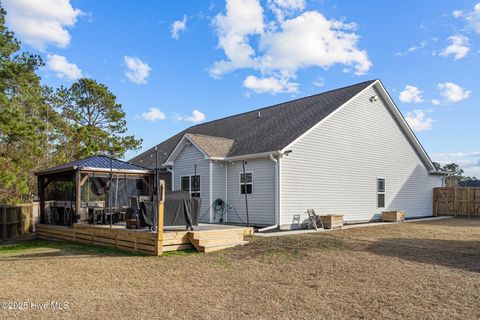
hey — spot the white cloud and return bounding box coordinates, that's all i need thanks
[171,15,187,40]
[175,110,206,123]
[438,82,471,102]
[395,40,427,56]
[141,108,166,121]
[431,99,440,106]
[210,0,371,94]
[466,3,480,34]
[439,35,470,60]
[46,54,82,80]
[434,151,480,158]
[452,10,463,18]
[433,150,480,177]
[243,75,298,93]
[313,76,325,87]
[210,0,265,78]
[405,109,434,132]
[399,85,424,104]
[123,56,151,84]
[3,0,82,50]
[268,0,305,22]
[258,11,371,76]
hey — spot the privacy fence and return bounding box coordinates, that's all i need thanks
[433,187,480,217]
[0,203,39,242]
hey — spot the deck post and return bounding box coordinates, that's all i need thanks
[156,179,165,255]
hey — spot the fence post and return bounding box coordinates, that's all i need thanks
[453,188,457,217]
[1,207,6,242]
[18,207,24,236]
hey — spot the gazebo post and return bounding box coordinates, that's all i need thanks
[75,170,81,226]
[38,176,45,223]
[156,179,165,255]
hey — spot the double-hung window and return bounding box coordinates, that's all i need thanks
[181,175,200,197]
[190,175,200,198]
[377,178,386,208]
[240,172,253,195]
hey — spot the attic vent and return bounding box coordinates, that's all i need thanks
[257,111,261,119]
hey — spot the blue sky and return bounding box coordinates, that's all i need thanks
[3,0,479,176]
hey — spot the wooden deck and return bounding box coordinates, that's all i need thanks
[36,223,253,255]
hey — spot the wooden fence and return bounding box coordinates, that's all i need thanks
[433,187,480,217]
[0,203,39,242]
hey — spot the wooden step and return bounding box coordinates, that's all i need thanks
[197,234,245,246]
[191,227,253,240]
[202,240,249,253]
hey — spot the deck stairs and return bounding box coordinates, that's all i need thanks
[188,227,253,253]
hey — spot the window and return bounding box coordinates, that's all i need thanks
[190,175,200,198]
[181,175,200,197]
[181,176,190,192]
[240,172,253,194]
[377,178,385,208]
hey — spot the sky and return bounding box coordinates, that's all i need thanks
[2,0,479,177]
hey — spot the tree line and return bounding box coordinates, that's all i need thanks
[0,6,141,204]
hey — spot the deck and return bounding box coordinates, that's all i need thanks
[36,223,253,255]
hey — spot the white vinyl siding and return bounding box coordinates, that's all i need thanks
[211,160,227,223]
[172,143,210,222]
[225,158,275,226]
[280,85,442,228]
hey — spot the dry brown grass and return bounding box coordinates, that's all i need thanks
[1,218,479,320]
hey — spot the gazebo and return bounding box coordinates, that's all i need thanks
[36,155,155,227]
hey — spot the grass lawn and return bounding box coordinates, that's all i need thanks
[0,218,479,319]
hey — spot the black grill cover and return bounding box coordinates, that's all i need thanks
[164,191,201,228]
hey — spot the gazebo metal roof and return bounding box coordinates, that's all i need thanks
[36,155,153,175]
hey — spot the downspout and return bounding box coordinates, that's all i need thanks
[209,160,213,223]
[167,167,174,191]
[257,154,280,232]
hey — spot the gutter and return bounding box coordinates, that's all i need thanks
[210,150,283,162]
[429,170,449,175]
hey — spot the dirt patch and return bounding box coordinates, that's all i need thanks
[0,218,479,320]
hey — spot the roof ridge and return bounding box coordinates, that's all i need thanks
[186,79,376,130]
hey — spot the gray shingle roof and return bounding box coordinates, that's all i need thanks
[37,155,152,175]
[130,80,376,168]
[185,133,234,158]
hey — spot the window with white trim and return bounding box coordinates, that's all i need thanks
[240,172,253,194]
[377,178,385,208]
[181,175,200,197]
[190,175,200,198]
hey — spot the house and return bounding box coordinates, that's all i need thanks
[130,80,446,229]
